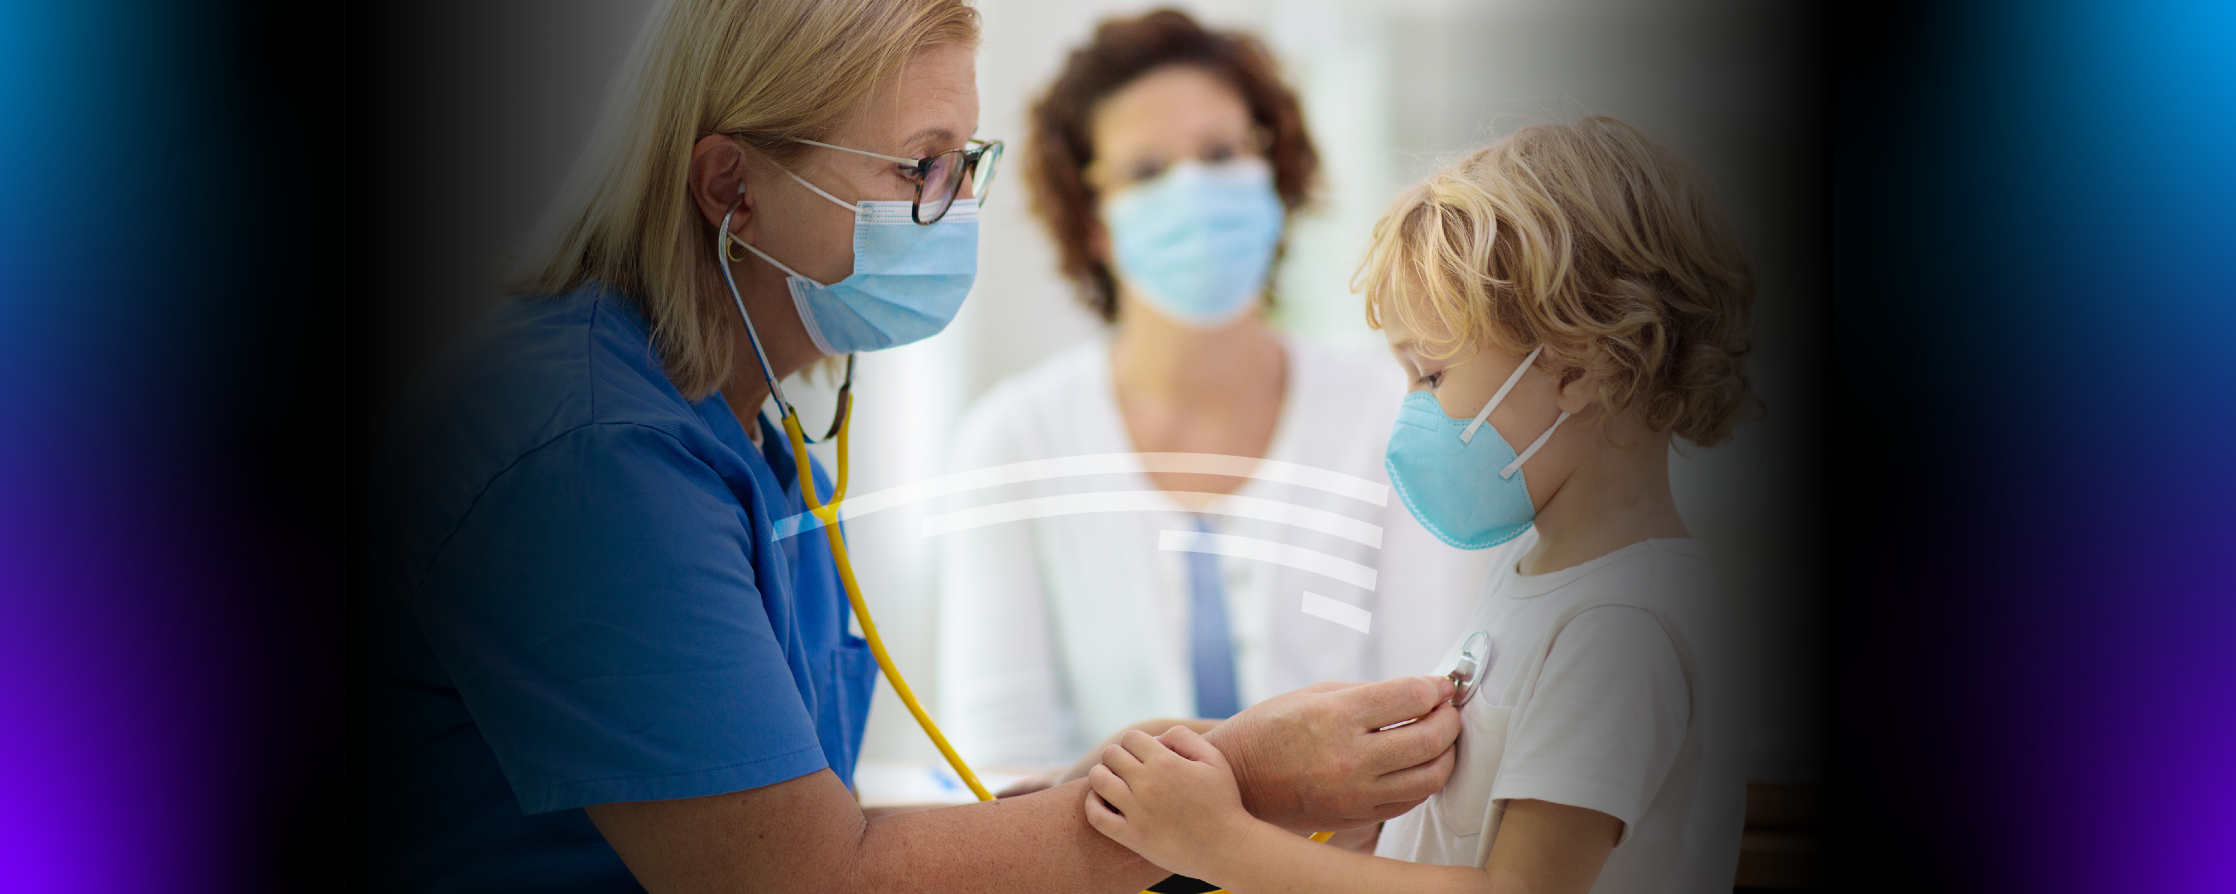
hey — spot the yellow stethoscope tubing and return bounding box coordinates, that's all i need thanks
[719,198,993,802]
[719,204,1328,893]
[779,397,1333,894]
[777,405,997,803]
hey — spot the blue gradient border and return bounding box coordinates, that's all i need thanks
[1835,0,2235,890]
[3,0,2231,890]
[1,3,334,892]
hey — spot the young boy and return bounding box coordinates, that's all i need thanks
[1081,116,1759,894]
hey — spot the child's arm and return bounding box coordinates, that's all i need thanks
[1084,727,1620,894]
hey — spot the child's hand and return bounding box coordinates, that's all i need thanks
[1083,726,1258,881]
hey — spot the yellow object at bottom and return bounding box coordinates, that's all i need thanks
[779,410,1333,894]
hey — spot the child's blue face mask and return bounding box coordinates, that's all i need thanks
[730,167,977,355]
[1385,345,1571,550]
[1101,157,1285,327]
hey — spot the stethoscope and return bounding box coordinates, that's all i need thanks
[717,201,993,801]
[1447,631,1492,708]
[717,203,1334,894]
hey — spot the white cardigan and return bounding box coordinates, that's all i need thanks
[933,335,1508,767]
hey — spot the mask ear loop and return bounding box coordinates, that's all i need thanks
[718,199,856,444]
[1499,411,1570,480]
[779,165,864,214]
[727,229,820,286]
[1460,344,1546,444]
[725,194,962,806]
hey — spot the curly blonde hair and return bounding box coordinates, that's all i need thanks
[1358,116,1761,448]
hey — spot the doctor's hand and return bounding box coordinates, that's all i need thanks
[1202,675,1460,832]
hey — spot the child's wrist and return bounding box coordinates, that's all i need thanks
[1195,811,1278,878]
[1206,816,1302,886]
[1219,808,1269,846]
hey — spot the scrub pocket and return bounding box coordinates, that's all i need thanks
[821,635,880,786]
[1430,699,1516,862]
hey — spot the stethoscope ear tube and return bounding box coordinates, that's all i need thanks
[718,201,790,415]
[722,206,988,799]
[719,200,856,446]
[822,355,855,442]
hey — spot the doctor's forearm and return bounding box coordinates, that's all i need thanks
[849,779,1168,892]
[588,770,1165,894]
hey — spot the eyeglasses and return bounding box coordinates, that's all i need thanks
[793,137,1003,224]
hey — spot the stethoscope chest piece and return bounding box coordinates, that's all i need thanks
[1447,631,1491,708]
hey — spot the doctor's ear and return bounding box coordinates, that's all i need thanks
[689,133,757,238]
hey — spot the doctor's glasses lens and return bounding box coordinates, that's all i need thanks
[969,140,1002,205]
[915,151,965,223]
[910,141,1002,224]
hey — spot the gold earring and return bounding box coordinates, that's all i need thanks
[725,233,748,263]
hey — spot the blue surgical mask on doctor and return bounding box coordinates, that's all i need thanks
[1385,345,1571,550]
[730,167,977,355]
[1102,157,1285,327]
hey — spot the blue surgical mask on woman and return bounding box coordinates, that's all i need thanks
[1101,157,1285,328]
[730,167,978,355]
[1385,345,1571,550]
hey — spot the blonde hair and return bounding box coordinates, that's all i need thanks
[512,0,981,400]
[1358,116,1760,448]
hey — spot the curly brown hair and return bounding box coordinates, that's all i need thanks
[1360,117,1763,448]
[1023,9,1319,322]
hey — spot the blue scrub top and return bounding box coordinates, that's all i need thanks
[365,283,877,893]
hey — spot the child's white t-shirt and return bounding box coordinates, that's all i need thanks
[1375,534,1745,893]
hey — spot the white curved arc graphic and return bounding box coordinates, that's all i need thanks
[1157,530,1379,591]
[918,491,1384,547]
[773,452,1389,539]
[1301,592,1373,633]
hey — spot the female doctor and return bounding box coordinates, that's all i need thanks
[363,1,1461,892]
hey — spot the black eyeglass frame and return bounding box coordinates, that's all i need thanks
[792,137,1004,224]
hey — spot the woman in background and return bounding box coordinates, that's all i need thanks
[936,10,1495,777]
